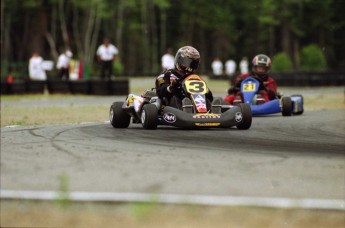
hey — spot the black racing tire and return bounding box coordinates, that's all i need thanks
[221,100,230,105]
[141,104,158,129]
[281,96,292,116]
[109,102,130,128]
[291,94,304,115]
[236,103,252,130]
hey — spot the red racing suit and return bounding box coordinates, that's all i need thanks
[224,73,278,104]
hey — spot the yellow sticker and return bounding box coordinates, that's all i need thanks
[195,123,221,127]
[157,77,165,86]
[243,83,256,92]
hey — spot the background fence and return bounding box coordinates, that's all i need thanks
[1,71,344,95]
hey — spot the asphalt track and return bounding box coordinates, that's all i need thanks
[1,107,344,209]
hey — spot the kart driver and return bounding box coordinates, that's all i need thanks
[224,54,278,104]
[155,46,213,109]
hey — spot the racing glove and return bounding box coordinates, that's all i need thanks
[168,79,180,94]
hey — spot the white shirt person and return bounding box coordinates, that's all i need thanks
[28,51,47,80]
[96,38,119,80]
[161,48,175,71]
[239,56,249,74]
[211,57,224,77]
[225,58,237,77]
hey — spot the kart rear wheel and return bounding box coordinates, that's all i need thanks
[221,100,231,113]
[109,102,130,128]
[291,94,304,115]
[141,104,158,129]
[281,96,292,116]
[236,103,252,130]
[211,97,223,114]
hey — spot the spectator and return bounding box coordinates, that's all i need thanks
[56,49,73,80]
[28,51,47,81]
[96,38,119,80]
[161,47,175,71]
[239,56,249,74]
[225,57,237,78]
[211,57,224,77]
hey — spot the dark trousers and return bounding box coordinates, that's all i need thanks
[58,68,69,80]
[100,60,113,80]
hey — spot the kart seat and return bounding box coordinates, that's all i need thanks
[142,89,157,99]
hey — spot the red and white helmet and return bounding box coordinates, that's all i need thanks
[251,54,271,80]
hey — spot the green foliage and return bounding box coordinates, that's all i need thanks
[83,63,92,80]
[2,0,344,74]
[54,173,71,208]
[10,115,28,126]
[128,195,159,220]
[271,52,293,72]
[299,44,327,71]
[113,59,124,75]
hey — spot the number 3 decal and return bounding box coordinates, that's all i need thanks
[185,81,207,94]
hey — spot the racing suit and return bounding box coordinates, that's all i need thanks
[224,73,278,104]
[155,69,213,110]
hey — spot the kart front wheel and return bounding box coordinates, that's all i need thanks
[281,96,292,116]
[236,103,252,130]
[141,104,158,129]
[109,102,131,128]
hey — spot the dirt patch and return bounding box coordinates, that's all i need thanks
[1,200,344,228]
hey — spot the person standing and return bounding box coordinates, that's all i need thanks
[28,51,47,81]
[239,56,249,74]
[211,57,224,77]
[161,48,175,71]
[56,49,73,80]
[225,57,237,78]
[96,38,119,80]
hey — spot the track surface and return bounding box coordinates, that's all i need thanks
[1,109,344,201]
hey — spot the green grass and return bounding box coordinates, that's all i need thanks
[1,78,344,127]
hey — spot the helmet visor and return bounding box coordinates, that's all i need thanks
[180,58,200,70]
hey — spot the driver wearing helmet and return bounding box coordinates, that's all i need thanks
[155,46,213,109]
[224,54,278,104]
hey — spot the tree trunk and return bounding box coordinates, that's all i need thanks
[59,0,70,48]
[73,5,83,59]
[281,22,290,57]
[150,2,158,74]
[160,8,167,57]
[141,0,150,74]
[116,0,124,59]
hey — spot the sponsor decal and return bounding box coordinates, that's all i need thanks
[192,94,207,112]
[193,114,221,119]
[235,112,243,122]
[126,96,134,107]
[193,94,206,103]
[195,123,221,127]
[163,112,176,123]
[157,77,165,86]
[195,104,207,113]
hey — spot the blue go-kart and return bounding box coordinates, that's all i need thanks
[229,76,304,116]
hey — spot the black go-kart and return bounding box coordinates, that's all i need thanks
[109,74,252,130]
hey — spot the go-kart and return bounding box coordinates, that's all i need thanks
[110,74,252,129]
[225,76,303,116]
